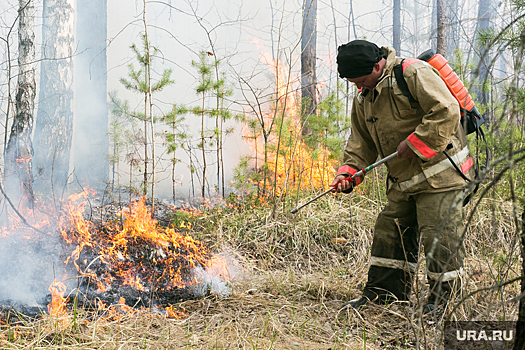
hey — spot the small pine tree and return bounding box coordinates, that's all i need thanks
[108,91,145,203]
[117,34,174,203]
[189,51,233,203]
[162,104,188,203]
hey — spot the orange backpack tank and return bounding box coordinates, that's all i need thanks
[394,49,485,135]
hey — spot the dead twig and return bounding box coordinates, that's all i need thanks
[0,181,45,235]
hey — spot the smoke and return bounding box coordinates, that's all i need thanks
[0,0,385,308]
[192,250,243,297]
[0,221,65,307]
[71,0,109,192]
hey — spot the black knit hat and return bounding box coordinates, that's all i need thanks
[337,40,386,79]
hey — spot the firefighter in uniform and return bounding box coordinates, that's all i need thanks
[333,40,474,313]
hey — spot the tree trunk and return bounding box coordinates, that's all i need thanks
[476,0,492,108]
[73,0,108,192]
[436,0,447,55]
[431,0,437,53]
[413,0,421,55]
[447,0,460,55]
[393,0,401,53]
[515,209,525,350]
[301,0,317,134]
[5,0,36,207]
[200,81,206,204]
[143,0,156,210]
[33,0,75,197]
[143,97,148,196]
[348,0,357,41]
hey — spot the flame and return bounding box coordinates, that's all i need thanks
[15,157,31,163]
[15,151,32,163]
[205,255,230,282]
[47,279,68,316]
[0,186,229,319]
[118,297,134,314]
[243,45,337,195]
[60,197,214,293]
[165,305,185,319]
[266,118,337,194]
[50,192,232,321]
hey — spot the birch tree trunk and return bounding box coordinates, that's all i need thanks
[301,0,317,134]
[33,0,75,197]
[73,0,108,191]
[431,0,437,53]
[5,0,36,206]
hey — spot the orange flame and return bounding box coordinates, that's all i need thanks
[59,195,229,310]
[165,305,185,319]
[47,279,68,316]
[0,186,227,320]
[242,48,337,195]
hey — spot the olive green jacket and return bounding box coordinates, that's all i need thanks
[338,47,474,201]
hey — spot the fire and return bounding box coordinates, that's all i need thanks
[93,297,185,320]
[266,117,337,194]
[49,193,231,320]
[60,196,213,293]
[242,46,338,195]
[15,151,32,163]
[205,255,230,281]
[118,297,134,314]
[0,186,230,322]
[47,279,68,316]
[165,305,185,318]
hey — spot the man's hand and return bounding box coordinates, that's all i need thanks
[330,174,355,193]
[397,140,417,158]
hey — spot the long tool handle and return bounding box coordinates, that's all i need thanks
[290,151,398,214]
[290,188,333,214]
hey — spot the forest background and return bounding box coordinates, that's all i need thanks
[1,0,525,349]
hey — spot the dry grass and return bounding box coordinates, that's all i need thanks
[0,187,521,349]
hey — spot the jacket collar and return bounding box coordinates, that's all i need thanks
[381,46,397,78]
[369,47,397,97]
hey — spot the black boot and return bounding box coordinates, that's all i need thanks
[423,278,459,315]
[423,301,444,315]
[340,296,370,311]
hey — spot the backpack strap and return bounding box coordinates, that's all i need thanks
[394,57,486,207]
[393,59,418,104]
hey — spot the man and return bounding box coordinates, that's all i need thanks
[332,40,474,314]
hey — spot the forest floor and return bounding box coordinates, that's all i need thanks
[0,190,521,349]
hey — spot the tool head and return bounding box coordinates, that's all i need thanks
[290,208,298,214]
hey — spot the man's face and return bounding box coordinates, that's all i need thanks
[346,62,382,90]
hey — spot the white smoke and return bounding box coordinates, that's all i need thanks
[191,250,243,297]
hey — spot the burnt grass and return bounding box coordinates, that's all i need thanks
[58,198,213,310]
[1,198,210,324]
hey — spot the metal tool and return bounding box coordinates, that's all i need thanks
[290,151,398,214]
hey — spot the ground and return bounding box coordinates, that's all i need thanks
[0,191,521,349]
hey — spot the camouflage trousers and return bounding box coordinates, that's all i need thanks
[362,190,464,303]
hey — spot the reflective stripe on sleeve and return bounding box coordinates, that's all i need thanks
[407,133,439,160]
[427,268,463,282]
[396,145,471,192]
[371,256,417,273]
[461,157,473,173]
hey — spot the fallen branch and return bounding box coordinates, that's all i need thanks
[0,181,45,235]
